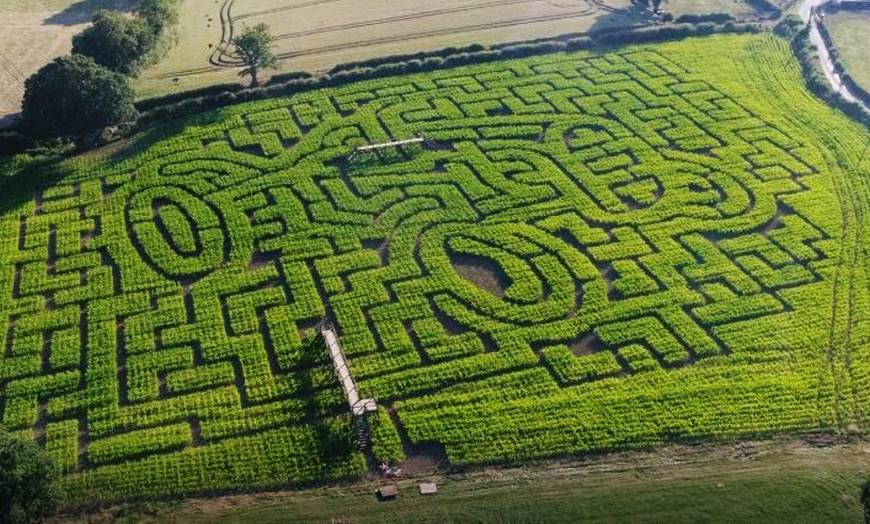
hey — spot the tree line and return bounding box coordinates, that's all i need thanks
[21,0,176,147]
[19,0,277,148]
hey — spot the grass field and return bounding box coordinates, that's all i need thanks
[62,438,869,522]
[133,0,762,98]
[134,0,636,98]
[1,32,869,504]
[824,10,870,95]
[0,0,765,115]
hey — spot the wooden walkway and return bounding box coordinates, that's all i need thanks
[347,137,425,160]
[321,325,377,416]
[354,137,424,152]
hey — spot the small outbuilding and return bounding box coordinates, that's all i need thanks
[377,485,399,500]
[419,483,438,495]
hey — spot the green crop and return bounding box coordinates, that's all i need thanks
[1,34,868,503]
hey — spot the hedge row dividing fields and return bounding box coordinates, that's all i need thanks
[1,33,869,502]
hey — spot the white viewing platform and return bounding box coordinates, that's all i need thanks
[321,324,377,416]
[347,137,425,161]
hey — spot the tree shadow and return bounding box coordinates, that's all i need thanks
[0,98,229,224]
[586,2,658,35]
[0,154,67,218]
[0,113,22,130]
[43,0,140,26]
[105,109,227,165]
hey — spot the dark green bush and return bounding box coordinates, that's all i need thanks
[675,13,733,24]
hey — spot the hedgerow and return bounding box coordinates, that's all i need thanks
[133,22,763,130]
[778,15,870,129]
[0,33,868,504]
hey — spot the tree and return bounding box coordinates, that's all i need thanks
[72,10,156,75]
[137,0,177,35]
[0,427,64,524]
[22,55,138,146]
[233,24,279,87]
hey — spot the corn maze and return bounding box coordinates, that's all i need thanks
[1,34,869,501]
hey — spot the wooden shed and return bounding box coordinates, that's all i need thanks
[377,485,399,500]
[419,483,438,495]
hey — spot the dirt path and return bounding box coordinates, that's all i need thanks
[798,0,870,112]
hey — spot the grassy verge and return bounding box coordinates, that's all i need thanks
[824,10,870,94]
[60,437,869,522]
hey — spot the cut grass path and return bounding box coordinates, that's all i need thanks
[57,437,869,522]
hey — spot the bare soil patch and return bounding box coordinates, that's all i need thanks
[450,252,509,298]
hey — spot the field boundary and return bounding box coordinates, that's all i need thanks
[53,433,867,517]
[131,21,764,129]
[814,5,870,109]
[782,14,870,129]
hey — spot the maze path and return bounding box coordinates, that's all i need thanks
[0,42,850,499]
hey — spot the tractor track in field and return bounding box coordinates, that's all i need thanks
[209,0,598,67]
[826,155,856,431]
[839,139,870,428]
[736,36,867,434]
[271,10,598,60]
[211,0,237,68]
[232,0,346,21]
[269,0,593,41]
[814,107,867,432]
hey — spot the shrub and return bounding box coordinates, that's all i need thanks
[674,13,733,24]
[0,427,64,524]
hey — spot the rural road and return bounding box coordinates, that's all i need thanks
[798,0,869,111]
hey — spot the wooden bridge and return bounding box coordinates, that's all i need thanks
[321,324,377,417]
[346,136,430,161]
